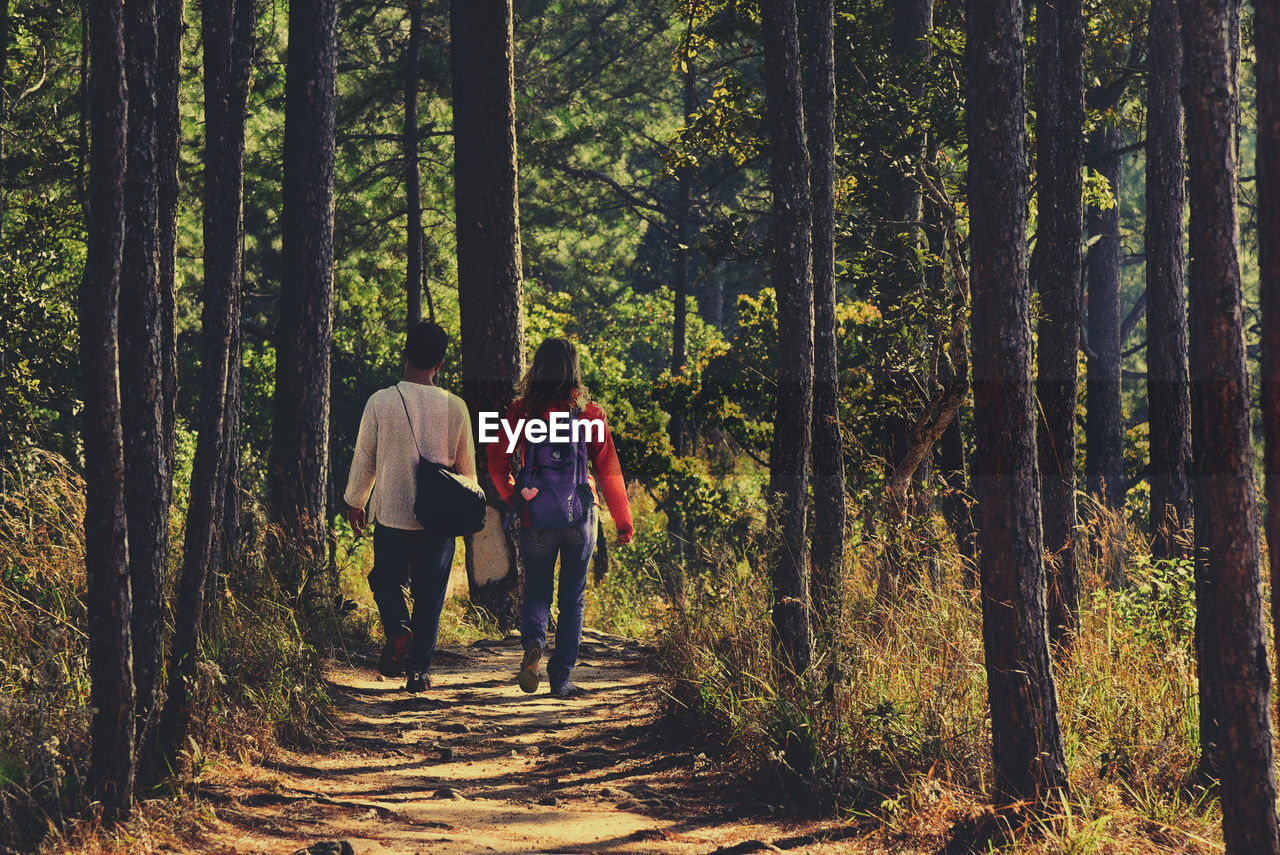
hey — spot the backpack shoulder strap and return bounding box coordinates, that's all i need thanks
[394,384,424,459]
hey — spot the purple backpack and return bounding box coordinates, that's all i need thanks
[513,405,594,530]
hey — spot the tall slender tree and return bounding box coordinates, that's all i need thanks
[156,0,182,481]
[801,0,845,628]
[1034,0,1085,645]
[1085,126,1125,511]
[405,0,424,326]
[451,0,525,622]
[967,0,1068,799]
[1262,0,1280,694]
[269,0,338,566]
[1181,0,1280,846]
[154,0,255,772]
[0,0,10,239]
[760,0,814,676]
[1146,0,1192,559]
[81,0,134,818]
[118,0,168,752]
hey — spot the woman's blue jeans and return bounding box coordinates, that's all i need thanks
[367,525,456,673]
[519,509,596,690]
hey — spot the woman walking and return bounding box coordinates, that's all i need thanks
[488,338,634,698]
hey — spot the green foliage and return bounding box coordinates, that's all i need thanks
[1103,555,1196,648]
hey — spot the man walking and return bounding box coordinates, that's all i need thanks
[344,322,476,692]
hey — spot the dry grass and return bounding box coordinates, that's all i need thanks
[0,450,336,853]
[659,497,1226,854]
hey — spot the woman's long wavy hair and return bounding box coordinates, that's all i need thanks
[516,337,589,417]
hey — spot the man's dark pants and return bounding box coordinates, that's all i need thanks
[368,524,456,674]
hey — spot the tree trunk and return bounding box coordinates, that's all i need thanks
[405,0,423,327]
[1146,0,1192,559]
[153,0,254,773]
[269,0,337,569]
[1034,0,1084,645]
[936,413,976,570]
[801,0,844,633]
[156,0,182,481]
[760,0,814,678]
[1261,0,1280,706]
[1085,127,1125,510]
[966,0,1068,800]
[119,0,168,754]
[670,62,695,458]
[1182,0,1280,846]
[1,0,10,240]
[451,0,525,624]
[82,0,135,818]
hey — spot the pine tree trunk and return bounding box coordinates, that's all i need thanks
[761,0,815,677]
[153,0,254,773]
[81,0,135,818]
[270,0,336,569]
[1034,0,1084,645]
[156,0,182,482]
[936,414,976,570]
[451,0,526,624]
[1182,0,1280,846]
[670,63,695,459]
[1085,127,1125,510]
[0,0,10,239]
[967,0,1068,800]
[1146,0,1192,559]
[119,0,168,752]
[1261,0,1280,704]
[405,0,423,327]
[801,0,844,632]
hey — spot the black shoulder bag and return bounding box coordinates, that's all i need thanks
[396,385,487,536]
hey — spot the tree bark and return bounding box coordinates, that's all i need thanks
[1,0,10,240]
[1261,0,1280,710]
[451,0,526,624]
[1034,0,1084,645]
[1182,0,1280,846]
[936,413,976,570]
[269,0,337,568]
[405,0,423,327]
[801,0,845,633]
[154,0,254,773]
[119,0,168,753]
[1085,127,1125,510]
[156,0,182,482]
[1146,0,1192,559]
[82,0,135,818]
[670,61,695,458]
[761,0,814,678]
[966,0,1068,800]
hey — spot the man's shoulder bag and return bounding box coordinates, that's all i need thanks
[396,385,487,537]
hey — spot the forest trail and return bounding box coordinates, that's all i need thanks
[192,629,883,855]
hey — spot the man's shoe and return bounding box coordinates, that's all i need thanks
[379,626,413,678]
[550,682,587,700]
[518,645,542,694]
[406,671,430,693]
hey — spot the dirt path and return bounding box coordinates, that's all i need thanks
[192,629,879,855]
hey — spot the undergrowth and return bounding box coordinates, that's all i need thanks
[659,498,1225,853]
[0,450,337,853]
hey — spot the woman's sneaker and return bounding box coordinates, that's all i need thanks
[379,625,413,678]
[518,645,542,693]
[550,682,587,700]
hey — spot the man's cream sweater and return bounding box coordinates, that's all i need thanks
[343,381,477,531]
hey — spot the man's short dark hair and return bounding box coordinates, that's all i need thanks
[406,322,448,370]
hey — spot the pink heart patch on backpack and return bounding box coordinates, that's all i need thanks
[520,487,539,501]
